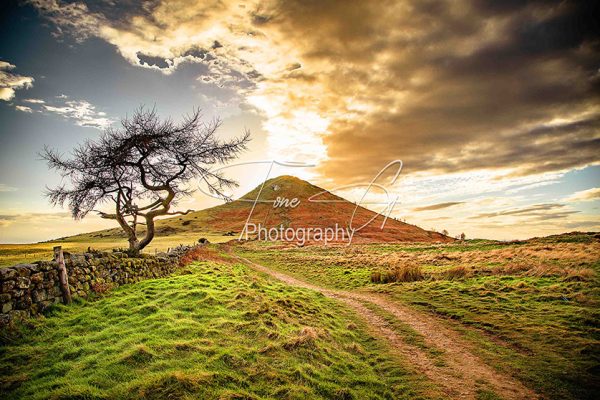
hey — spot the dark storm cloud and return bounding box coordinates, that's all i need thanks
[137,53,170,69]
[310,0,600,182]
[84,0,161,26]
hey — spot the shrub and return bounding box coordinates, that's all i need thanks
[372,264,424,283]
[370,271,382,283]
[392,264,424,282]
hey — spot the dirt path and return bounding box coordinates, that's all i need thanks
[234,255,538,400]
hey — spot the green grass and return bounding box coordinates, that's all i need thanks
[0,259,438,399]
[359,302,446,366]
[236,247,372,289]
[235,238,600,400]
[475,388,502,400]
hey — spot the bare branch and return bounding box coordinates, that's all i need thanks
[164,209,195,216]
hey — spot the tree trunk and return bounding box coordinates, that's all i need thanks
[137,217,156,253]
[128,239,141,257]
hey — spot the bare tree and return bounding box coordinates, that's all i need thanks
[460,232,466,241]
[442,229,449,236]
[42,107,250,256]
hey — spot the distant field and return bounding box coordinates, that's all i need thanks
[0,258,437,399]
[0,233,232,267]
[234,233,600,400]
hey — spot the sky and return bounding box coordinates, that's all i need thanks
[0,0,599,243]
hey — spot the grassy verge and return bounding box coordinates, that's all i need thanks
[377,275,600,399]
[235,238,600,400]
[0,259,438,399]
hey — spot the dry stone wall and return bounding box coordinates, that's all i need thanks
[0,248,190,328]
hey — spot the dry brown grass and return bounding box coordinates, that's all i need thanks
[490,263,532,276]
[343,241,599,282]
[283,326,320,349]
[293,243,598,271]
[243,238,599,285]
[444,265,471,280]
[490,262,596,281]
[91,281,114,294]
[562,268,596,282]
[178,246,228,266]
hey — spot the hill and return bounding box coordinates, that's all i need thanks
[78,175,450,245]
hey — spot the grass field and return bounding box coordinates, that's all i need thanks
[234,233,600,400]
[0,256,438,399]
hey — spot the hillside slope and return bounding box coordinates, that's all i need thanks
[1,258,435,399]
[73,175,451,244]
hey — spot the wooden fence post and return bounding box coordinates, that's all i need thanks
[53,246,72,304]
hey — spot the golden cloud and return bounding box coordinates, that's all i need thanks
[0,61,34,101]
[565,188,600,203]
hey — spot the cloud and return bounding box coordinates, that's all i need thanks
[565,188,600,203]
[471,203,579,221]
[561,220,600,229]
[15,105,33,113]
[0,210,116,242]
[30,0,331,167]
[413,202,464,212]
[0,60,34,101]
[14,91,113,129]
[314,0,600,182]
[0,211,73,233]
[0,211,71,225]
[0,184,18,192]
[42,100,113,129]
[28,0,101,41]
